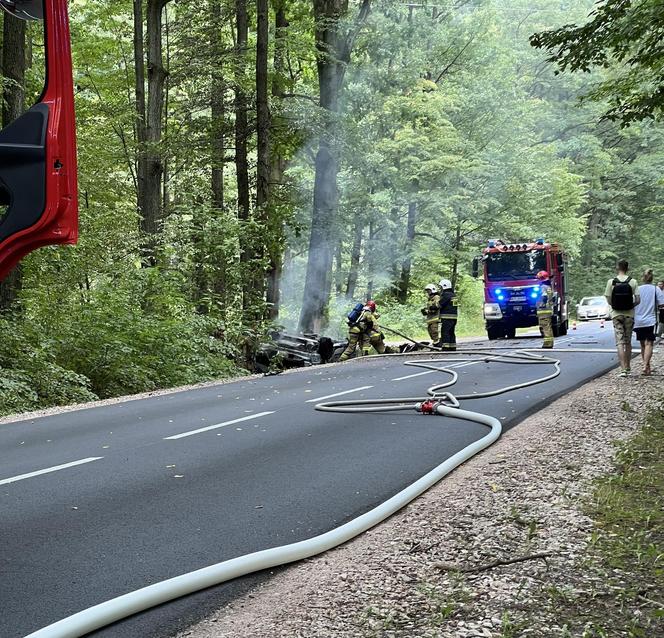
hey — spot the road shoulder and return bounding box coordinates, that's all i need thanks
[178,347,663,638]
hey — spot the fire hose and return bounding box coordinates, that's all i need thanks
[26,344,618,638]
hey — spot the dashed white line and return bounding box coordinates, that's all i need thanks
[305,386,373,403]
[164,412,274,440]
[0,457,104,486]
[392,370,436,381]
[392,360,478,381]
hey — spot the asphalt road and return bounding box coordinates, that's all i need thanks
[1,322,619,638]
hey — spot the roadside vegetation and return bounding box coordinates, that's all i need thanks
[546,401,664,636]
[1,0,663,415]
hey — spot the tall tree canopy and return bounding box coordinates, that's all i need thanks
[530,0,664,126]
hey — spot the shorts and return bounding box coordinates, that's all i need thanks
[634,325,656,342]
[612,315,634,345]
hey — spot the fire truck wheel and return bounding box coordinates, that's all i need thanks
[505,327,516,339]
[487,326,503,341]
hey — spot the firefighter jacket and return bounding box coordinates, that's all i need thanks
[422,293,441,322]
[536,284,554,316]
[439,290,458,320]
[355,310,381,336]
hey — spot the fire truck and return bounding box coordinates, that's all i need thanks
[472,239,570,340]
[0,0,77,280]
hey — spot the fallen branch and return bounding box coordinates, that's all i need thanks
[434,552,553,573]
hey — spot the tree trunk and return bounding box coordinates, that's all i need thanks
[334,242,344,295]
[255,0,269,215]
[253,0,270,311]
[210,0,225,210]
[396,201,417,304]
[234,0,250,224]
[450,221,461,289]
[298,0,371,333]
[366,220,376,300]
[142,0,169,240]
[133,0,147,213]
[345,220,363,299]
[265,2,289,320]
[0,12,27,309]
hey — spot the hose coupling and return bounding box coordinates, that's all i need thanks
[415,400,438,414]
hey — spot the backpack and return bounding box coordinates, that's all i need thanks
[347,302,365,325]
[611,277,634,311]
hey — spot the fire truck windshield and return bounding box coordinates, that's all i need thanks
[485,251,547,281]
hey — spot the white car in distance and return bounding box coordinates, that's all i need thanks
[576,296,611,321]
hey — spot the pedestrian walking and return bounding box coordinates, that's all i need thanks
[633,270,664,375]
[604,259,640,377]
[535,270,555,349]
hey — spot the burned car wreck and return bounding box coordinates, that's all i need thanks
[254,331,347,372]
[254,330,425,373]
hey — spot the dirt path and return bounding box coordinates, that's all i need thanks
[178,347,663,638]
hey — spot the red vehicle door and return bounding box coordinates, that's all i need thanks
[0,0,77,281]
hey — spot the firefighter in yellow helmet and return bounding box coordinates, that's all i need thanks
[421,283,440,344]
[438,278,458,350]
[339,300,386,360]
[536,270,554,349]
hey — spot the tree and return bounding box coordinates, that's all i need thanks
[298,0,371,334]
[530,0,664,126]
[134,0,173,251]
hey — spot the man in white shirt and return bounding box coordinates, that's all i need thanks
[633,269,664,375]
[604,259,640,377]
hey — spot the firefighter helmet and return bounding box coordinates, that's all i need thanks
[424,284,438,294]
[536,270,550,281]
[439,278,452,290]
[365,300,377,312]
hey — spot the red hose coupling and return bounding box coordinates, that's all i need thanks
[420,400,436,415]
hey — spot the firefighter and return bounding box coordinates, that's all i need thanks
[536,270,554,349]
[421,283,441,344]
[339,300,386,360]
[339,305,363,361]
[360,300,387,356]
[438,279,458,350]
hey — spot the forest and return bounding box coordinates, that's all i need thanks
[0,0,663,415]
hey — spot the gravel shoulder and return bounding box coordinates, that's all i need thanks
[176,346,664,638]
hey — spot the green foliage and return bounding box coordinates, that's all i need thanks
[531,0,664,125]
[0,317,97,416]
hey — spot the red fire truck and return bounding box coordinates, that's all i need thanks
[0,0,77,281]
[472,239,570,340]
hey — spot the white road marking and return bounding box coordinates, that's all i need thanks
[392,370,435,381]
[0,457,103,486]
[392,360,478,381]
[305,386,373,403]
[164,412,274,440]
